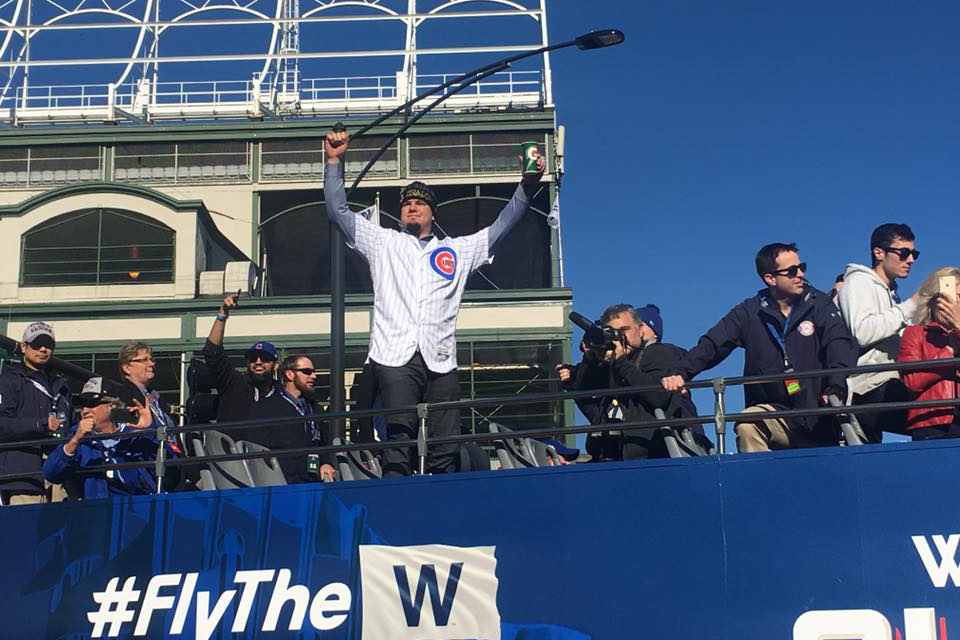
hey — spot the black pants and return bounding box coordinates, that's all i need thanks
[912,423,960,440]
[585,429,669,461]
[372,352,460,477]
[852,378,909,443]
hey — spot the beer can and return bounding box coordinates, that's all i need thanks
[307,454,320,476]
[521,141,540,175]
[49,410,66,438]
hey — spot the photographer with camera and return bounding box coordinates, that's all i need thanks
[557,304,705,461]
[44,378,180,499]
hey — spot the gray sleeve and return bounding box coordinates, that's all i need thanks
[487,183,535,253]
[323,161,356,244]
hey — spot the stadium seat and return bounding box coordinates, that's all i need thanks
[188,437,217,491]
[236,440,287,486]
[332,437,381,481]
[196,429,254,489]
[653,408,714,457]
[827,394,868,446]
[487,423,543,469]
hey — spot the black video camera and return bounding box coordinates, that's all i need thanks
[569,311,626,353]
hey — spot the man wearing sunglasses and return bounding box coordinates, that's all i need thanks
[0,322,72,505]
[249,355,336,482]
[662,243,858,453]
[838,223,920,442]
[202,292,280,435]
[43,377,179,499]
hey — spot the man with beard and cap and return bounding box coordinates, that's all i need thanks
[202,292,280,439]
[0,322,72,505]
[324,127,544,476]
[249,355,336,483]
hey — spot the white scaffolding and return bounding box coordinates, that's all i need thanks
[0,0,552,125]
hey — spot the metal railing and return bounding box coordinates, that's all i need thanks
[0,357,958,491]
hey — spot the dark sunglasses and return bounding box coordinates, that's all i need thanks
[293,367,316,376]
[247,354,276,364]
[26,339,55,350]
[881,246,920,261]
[77,398,110,408]
[770,262,807,278]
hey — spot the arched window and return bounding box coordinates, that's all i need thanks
[20,208,175,286]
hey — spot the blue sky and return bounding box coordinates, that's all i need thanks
[546,2,960,449]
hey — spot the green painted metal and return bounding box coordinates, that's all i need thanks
[0,111,556,147]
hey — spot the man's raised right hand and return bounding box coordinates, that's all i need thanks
[325,129,349,163]
[219,291,240,317]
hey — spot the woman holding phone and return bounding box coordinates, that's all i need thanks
[897,266,960,439]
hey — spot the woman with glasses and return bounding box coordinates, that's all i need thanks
[116,341,178,440]
[897,267,960,440]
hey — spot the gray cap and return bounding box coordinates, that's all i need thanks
[76,377,117,403]
[22,322,55,345]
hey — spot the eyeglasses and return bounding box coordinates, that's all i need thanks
[769,262,807,278]
[881,246,920,261]
[247,355,276,364]
[25,340,55,351]
[129,357,155,364]
[293,368,317,376]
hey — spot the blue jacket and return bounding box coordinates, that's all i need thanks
[0,362,72,493]
[43,423,180,499]
[669,286,858,438]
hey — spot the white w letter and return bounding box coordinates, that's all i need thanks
[912,535,960,587]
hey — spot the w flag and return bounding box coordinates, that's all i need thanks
[360,544,501,640]
[546,195,560,229]
[357,203,378,221]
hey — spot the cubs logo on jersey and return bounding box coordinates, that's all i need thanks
[430,247,457,280]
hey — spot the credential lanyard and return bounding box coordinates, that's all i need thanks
[280,390,315,436]
[28,378,63,410]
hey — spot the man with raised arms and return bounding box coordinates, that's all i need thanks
[323,128,544,476]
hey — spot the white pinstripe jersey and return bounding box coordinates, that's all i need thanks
[349,218,492,373]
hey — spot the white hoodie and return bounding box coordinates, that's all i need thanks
[837,263,918,396]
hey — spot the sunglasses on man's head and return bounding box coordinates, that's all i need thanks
[881,246,920,261]
[769,262,807,278]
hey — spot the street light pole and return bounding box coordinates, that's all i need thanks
[327,29,625,429]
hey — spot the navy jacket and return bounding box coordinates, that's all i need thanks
[669,286,858,437]
[248,391,335,483]
[43,423,180,499]
[0,362,72,493]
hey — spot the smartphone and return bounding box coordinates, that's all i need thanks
[940,275,957,302]
[109,407,138,424]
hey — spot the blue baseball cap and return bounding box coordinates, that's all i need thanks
[244,341,278,361]
[634,304,663,340]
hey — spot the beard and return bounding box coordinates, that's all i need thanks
[249,370,273,384]
[404,221,422,236]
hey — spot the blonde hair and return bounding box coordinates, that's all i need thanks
[916,266,960,325]
[117,341,152,377]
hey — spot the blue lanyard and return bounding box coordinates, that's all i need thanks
[762,300,793,370]
[279,390,316,436]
